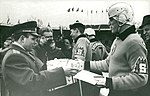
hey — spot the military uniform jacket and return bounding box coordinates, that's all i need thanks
[33,44,48,70]
[72,35,92,61]
[2,43,66,96]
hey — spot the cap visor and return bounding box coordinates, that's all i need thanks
[31,33,40,37]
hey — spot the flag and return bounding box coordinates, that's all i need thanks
[91,10,93,14]
[76,8,79,12]
[7,16,10,24]
[18,19,20,24]
[67,8,70,12]
[48,22,51,27]
[106,9,108,12]
[72,7,74,11]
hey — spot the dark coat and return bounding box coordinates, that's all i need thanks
[47,47,66,60]
[138,40,150,96]
[1,43,66,96]
[33,44,48,70]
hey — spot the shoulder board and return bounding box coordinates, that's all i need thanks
[12,49,21,54]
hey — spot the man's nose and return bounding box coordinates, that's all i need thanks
[70,32,73,36]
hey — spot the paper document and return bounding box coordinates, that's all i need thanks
[47,59,84,70]
[74,70,103,85]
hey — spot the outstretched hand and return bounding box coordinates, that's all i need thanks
[63,67,80,76]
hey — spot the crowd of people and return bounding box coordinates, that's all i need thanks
[0,2,150,96]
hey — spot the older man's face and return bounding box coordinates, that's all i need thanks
[23,34,37,51]
[142,24,150,41]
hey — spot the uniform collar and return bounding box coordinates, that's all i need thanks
[74,34,87,43]
[10,43,36,61]
[117,25,136,41]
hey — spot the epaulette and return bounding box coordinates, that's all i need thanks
[12,49,20,54]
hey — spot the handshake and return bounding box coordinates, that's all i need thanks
[47,59,85,76]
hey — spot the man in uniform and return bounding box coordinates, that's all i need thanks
[69,21,93,96]
[1,21,77,96]
[80,2,148,96]
[70,21,92,61]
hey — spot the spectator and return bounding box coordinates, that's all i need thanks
[139,15,150,96]
[33,27,53,70]
[46,39,66,60]
[0,25,13,50]
[0,25,13,96]
[61,37,73,59]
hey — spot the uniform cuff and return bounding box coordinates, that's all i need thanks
[84,61,90,71]
[106,77,113,89]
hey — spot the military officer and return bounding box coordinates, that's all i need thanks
[1,21,77,96]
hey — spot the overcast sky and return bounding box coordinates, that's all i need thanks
[0,0,150,28]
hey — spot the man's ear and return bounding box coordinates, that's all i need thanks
[20,35,25,43]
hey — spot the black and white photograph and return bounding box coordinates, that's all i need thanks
[0,0,150,96]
